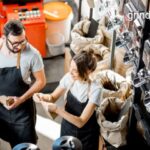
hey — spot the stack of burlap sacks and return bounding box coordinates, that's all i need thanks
[64,16,134,149]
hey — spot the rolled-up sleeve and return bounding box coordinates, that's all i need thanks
[31,51,44,72]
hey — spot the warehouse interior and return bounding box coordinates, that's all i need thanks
[0,0,150,150]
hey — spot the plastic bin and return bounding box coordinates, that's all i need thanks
[46,32,65,56]
[44,2,73,43]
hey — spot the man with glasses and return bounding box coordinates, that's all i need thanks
[6,36,27,53]
[0,19,46,148]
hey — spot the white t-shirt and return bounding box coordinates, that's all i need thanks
[59,73,103,106]
[0,43,44,84]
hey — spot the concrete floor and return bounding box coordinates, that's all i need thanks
[0,55,65,150]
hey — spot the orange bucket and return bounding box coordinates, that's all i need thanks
[44,2,73,42]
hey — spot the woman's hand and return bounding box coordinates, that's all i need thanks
[33,93,51,103]
[48,103,57,113]
[41,101,58,119]
[41,101,57,113]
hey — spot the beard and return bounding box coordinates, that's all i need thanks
[6,40,25,53]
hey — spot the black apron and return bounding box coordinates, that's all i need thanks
[0,66,37,148]
[61,90,100,150]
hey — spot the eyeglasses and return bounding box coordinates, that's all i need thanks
[7,37,27,48]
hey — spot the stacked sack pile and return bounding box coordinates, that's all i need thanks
[69,15,134,149]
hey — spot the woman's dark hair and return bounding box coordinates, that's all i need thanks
[4,19,25,37]
[73,50,97,81]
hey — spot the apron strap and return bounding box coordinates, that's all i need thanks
[64,79,91,101]
[64,81,74,101]
[16,51,21,69]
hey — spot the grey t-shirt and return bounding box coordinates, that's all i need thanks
[0,43,44,84]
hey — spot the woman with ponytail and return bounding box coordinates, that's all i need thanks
[34,50,102,150]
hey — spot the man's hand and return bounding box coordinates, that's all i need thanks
[7,97,23,110]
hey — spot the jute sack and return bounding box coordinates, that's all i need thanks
[97,97,131,148]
